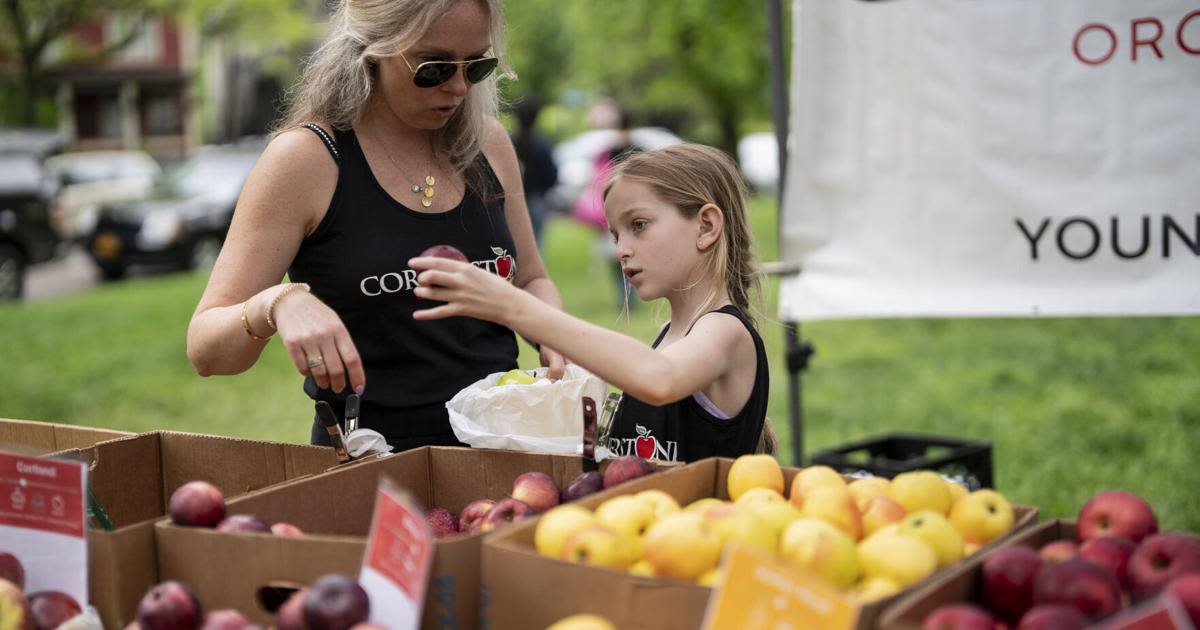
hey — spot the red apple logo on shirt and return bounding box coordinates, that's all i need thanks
[634,425,657,459]
[492,247,514,281]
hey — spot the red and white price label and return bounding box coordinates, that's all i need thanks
[359,476,433,630]
[0,450,88,603]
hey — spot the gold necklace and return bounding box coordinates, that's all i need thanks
[372,125,438,208]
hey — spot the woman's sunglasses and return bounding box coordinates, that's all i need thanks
[400,53,499,88]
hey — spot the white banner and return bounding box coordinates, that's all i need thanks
[779,0,1200,321]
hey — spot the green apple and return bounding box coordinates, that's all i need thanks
[496,369,538,386]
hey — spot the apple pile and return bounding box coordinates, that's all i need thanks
[168,480,305,537]
[921,490,1200,630]
[0,552,87,630]
[533,454,1017,600]
[424,457,655,539]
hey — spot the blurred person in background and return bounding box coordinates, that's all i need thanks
[186,0,565,452]
[511,97,557,248]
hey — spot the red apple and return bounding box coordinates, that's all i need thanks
[458,499,496,532]
[1164,573,1200,629]
[28,590,82,630]
[216,514,271,534]
[1077,491,1158,544]
[169,481,226,528]
[602,456,653,489]
[1038,540,1078,564]
[419,245,468,262]
[200,609,253,630]
[1127,532,1200,600]
[511,472,561,513]
[561,471,604,503]
[137,580,204,630]
[0,579,30,630]
[0,552,24,590]
[479,498,535,532]
[1078,535,1135,589]
[982,545,1043,621]
[275,589,308,630]
[425,508,459,539]
[921,603,998,630]
[1033,558,1123,620]
[302,574,369,630]
[271,522,305,537]
[1015,604,1087,630]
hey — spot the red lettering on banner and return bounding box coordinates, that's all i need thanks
[1074,12,1200,65]
[1131,18,1165,62]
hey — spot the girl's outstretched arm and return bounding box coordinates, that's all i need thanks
[409,257,747,405]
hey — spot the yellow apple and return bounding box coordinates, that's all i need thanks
[847,477,892,510]
[945,479,969,506]
[496,368,538,386]
[850,576,903,602]
[860,495,907,537]
[546,614,617,630]
[634,489,681,519]
[779,518,860,589]
[734,487,787,507]
[896,510,964,567]
[788,465,846,509]
[741,501,803,539]
[799,484,863,541]
[684,497,727,514]
[560,525,633,570]
[535,504,597,559]
[595,495,658,540]
[697,568,723,587]
[629,559,655,576]
[641,512,723,581]
[888,471,952,516]
[856,530,938,587]
[948,489,1014,545]
[726,454,785,501]
[705,506,777,555]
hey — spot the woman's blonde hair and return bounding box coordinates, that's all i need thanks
[604,143,763,329]
[275,0,509,176]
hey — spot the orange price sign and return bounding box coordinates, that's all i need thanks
[701,545,860,630]
[359,476,434,630]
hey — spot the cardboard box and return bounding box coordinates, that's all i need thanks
[153,446,671,629]
[57,431,340,630]
[481,457,1040,630]
[877,519,1073,630]
[0,417,131,455]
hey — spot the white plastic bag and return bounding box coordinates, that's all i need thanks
[445,364,609,454]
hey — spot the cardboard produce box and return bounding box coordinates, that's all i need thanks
[481,457,1040,630]
[878,519,1074,630]
[0,417,131,454]
[153,446,672,629]
[57,431,339,630]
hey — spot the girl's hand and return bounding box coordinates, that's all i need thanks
[409,256,520,324]
[272,291,365,394]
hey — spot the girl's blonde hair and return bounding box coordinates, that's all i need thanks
[275,0,509,177]
[605,143,763,329]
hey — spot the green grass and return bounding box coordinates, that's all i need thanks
[2,196,1197,532]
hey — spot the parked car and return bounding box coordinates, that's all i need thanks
[0,154,63,300]
[84,141,263,279]
[547,127,683,214]
[44,150,161,240]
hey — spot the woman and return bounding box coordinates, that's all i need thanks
[186,0,565,451]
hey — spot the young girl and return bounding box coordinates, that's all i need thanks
[410,143,771,462]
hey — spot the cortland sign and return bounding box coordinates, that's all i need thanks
[779,0,1200,320]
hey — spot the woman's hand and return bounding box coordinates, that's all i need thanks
[271,290,365,394]
[539,345,567,380]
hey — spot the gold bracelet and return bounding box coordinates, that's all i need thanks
[240,300,272,341]
[266,282,311,330]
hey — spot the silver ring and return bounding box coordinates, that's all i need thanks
[306,355,325,369]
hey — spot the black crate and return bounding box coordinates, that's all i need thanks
[809,432,994,490]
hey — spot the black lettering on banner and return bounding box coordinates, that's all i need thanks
[1112,215,1151,259]
[1015,218,1052,260]
[1163,214,1200,258]
[1056,217,1101,260]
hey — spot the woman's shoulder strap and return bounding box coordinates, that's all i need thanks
[301,122,340,166]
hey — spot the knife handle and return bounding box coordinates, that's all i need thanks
[344,394,360,433]
[582,396,598,472]
[315,401,351,462]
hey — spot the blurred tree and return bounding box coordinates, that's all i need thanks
[1,0,174,124]
[501,0,570,106]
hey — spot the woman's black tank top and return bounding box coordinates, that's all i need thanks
[289,126,520,450]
